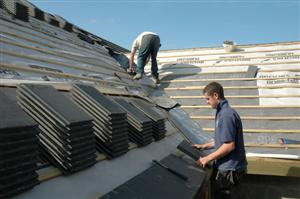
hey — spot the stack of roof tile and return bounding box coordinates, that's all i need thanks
[71,84,129,158]
[17,84,96,174]
[131,99,166,141]
[114,99,153,146]
[0,90,39,198]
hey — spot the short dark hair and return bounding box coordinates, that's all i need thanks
[203,82,225,99]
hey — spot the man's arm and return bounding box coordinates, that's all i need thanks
[193,141,214,150]
[198,141,235,168]
[129,49,136,71]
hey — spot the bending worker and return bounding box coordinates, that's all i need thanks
[129,31,161,84]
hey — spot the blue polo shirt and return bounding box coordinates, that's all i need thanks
[214,100,247,171]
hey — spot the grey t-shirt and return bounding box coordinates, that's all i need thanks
[214,100,247,171]
[131,31,158,52]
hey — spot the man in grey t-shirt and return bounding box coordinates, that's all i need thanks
[193,82,247,199]
[129,32,161,84]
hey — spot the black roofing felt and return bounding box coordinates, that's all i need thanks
[101,154,206,199]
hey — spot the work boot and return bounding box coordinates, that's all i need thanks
[133,73,142,80]
[152,75,160,84]
[127,68,136,75]
[126,68,132,73]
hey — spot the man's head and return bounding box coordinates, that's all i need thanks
[203,82,225,109]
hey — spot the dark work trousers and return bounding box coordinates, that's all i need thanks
[211,169,246,199]
[136,34,161,79]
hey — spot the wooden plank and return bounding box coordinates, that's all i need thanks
[181,105,300,109]
[170,95,300,99]
[245,144,300,148]
[160,68,300,77]
[157,43,300,58]
[165,85,300,91]
[203,128,300,134]
[260,68,300,72]
[159,52,300,62]
[158,54,300,67]
[246,157,300,177]
[160,70,249,76]
[37,166,62,182]
[191,116,300,120]
[158,60,300,69]
[158,46,300,59]
[161,76,300,83]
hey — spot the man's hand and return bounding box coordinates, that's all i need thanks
[127,63,137,75]
[129,50,136,72]
[192,144,205,149]
[192,141,214,150]
[197,156,211,168]
[131,63,136,72]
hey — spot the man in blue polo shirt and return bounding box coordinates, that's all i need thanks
[193,82,247,199]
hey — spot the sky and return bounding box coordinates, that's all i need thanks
[30,0,300,50]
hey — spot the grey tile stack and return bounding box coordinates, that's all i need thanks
[131,100,166,141]
[114,99,153,146]
[17,84,96,175]
[71,84,129,159]
[0,91,39,198]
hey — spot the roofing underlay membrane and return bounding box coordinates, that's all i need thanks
[0,0,299,198]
